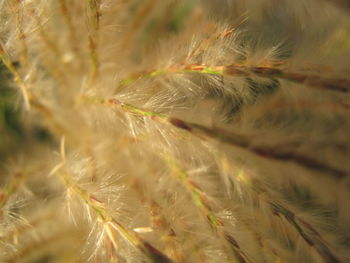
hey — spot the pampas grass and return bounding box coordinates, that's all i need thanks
[1,0,350,262]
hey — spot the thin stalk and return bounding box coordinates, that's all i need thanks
[185,27,237,63]
[56,167,172,263]
[88,36,99,81]
[224,64,350,93]
[270,202,341,263]
[86,0,101,84]
[130,179,184,262]
[104,98,348,179]
[232,170,342,263]
[30,8,71,85]
[0,42,66,135]
[0,43,30,109]
[164,156,222,230]
[59,0,84,69]
[65,174,171,262]
[116,63,350,93]
[164,156,250,263]
[14,0,29,67]
[88,0,101,31]
[114,135,283,262]
[31,10,61,57]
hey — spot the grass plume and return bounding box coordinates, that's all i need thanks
[0,1,350,262]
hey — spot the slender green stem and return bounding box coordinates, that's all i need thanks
[164,156,222,230]
[58,172,172,263]
[164,156,250,263]
[117,63,350,93]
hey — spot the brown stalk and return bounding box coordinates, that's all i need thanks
[57,170,172,263]
[14,0,29,67]
[227,168,342,263]
[164,156,251,263]
[105,98,348,179]
[224,64,350,93]
[117,63,350,94]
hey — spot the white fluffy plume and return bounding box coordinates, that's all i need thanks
[0,1,350,262]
